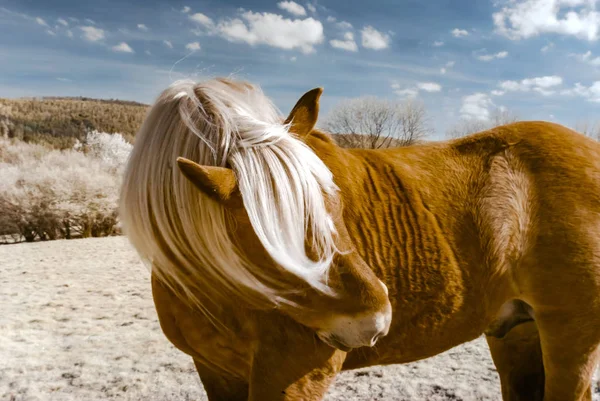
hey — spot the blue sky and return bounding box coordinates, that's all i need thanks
[1,0,599,137]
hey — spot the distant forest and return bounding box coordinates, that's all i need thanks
[0,97,149,149]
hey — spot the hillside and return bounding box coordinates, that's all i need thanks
[0,97,149,149]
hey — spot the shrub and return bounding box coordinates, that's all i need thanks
[0,131,131,242]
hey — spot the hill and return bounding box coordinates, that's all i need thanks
[0,97,149,149]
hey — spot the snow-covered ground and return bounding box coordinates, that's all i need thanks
[1,236,598,401]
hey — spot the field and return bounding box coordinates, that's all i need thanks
[1,236,598,401]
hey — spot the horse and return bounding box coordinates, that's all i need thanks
[119,77,600,401]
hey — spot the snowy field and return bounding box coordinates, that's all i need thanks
[1,236,598,401]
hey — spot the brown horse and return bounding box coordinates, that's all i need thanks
[120,77,600,401]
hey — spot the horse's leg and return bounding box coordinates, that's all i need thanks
[486,320,545,401]
[523,251,600,401]
[248,314,346,401]
[193,359,248,401]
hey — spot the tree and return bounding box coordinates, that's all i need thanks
[321,96,432,149]
[574,121,600,141]
[446,108,520,139]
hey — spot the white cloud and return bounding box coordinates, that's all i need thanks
[326,16,336,23]
[80,26,105,41]
[182,6,191,13]
[330,31,358,52]
[392,81,442,97]
[493,0,600,41]
[452,28,469,37]
[57,18,68,27]
[561,81,600,102]
[56,77,72,82]
[35,17,48,27]
[190,12,214,28]
[66,30,73,38]
[361,26,390,50]
[163,40,173,48]
[145,50,152,55]
[491,90,506,96]
[418,82,442,92]
[440,61,455,74]
[307,4,316,13]
[433,40,444,47]
[461,93,495,120]
[476,50,508,61]
[217,11,324,53]
[112,42,134,53]
[541,42,554,52]
[85,18,96,25]
[186,41,201,51]
[572,50,600,66]
[277,1,306,16]
[337,20,353,30]
[137,24,148,31]
[290,55,297,61]
[498,75,563,96]
[46,30,56,36]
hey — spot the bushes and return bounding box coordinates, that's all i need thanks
[0,131,131,243]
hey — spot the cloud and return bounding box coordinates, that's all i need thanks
[112,42,134,53]
[337,20,353,30]
[541,42,554,52]
[307,3,316,13]
[57,18,68,27]
[56,77,72,82]
[476,50,508,61]
[190,12,214,28]
[66,30,73,38]
[80,26,105,41]
[46,30,56,36]
[277,1,306,17]
[461,93,495,120]
[326,16,336,23]
[361,26,390,50]
[35,17,48,27]
[452,28,469,37]
[186,41,201,51]
[498,75,563,96]
[163,40,173,48]
[433,40,444,47]
[85,18,96,25]
[217,11,324,53]
[392,81,442,97]
[418,82,442,92]
[572,50,600,66]
[561,81,600,102]
[493,0,600,41]
[137,24,148,31]
[491,90,505,96]
[330,31,358,52]
[440,61,454,74]
[182,6,191,13]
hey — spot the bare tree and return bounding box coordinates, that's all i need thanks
[446,108,520,139]
[321,96,432,149]
[574,121,600,141]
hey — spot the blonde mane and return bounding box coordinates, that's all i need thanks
[119,78,339,316]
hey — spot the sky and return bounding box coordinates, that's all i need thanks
[1,0,600,138]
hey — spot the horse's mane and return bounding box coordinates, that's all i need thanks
[119,78,339,319]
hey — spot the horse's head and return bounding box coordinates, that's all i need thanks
[122,77,391,351]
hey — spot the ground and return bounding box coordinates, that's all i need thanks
[1,236,598,401]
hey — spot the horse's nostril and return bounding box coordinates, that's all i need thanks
[370,332,382,346]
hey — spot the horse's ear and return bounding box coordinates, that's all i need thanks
[176,157,240,206]
[284,87,323,137]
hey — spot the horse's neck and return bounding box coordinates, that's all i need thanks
[327,145,493,332]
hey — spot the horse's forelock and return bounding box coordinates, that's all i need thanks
[119,77,339,323]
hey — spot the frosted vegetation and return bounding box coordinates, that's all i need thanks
[0,131,132,242]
